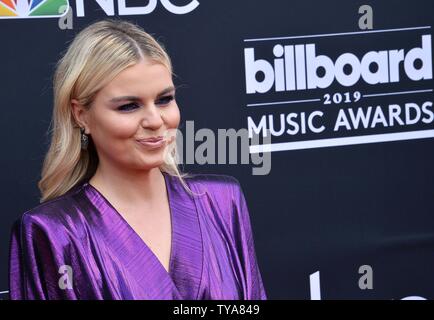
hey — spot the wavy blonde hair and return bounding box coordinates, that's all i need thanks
[38,19,195,203]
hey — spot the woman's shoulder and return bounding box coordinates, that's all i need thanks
[184,172,241,188]
[182,173,251,234]
[181,172,247,208]
[13,183,85,232]
[183,172,243,196]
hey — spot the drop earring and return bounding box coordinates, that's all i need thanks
[80,127,88,150]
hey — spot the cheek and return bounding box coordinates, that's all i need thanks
[93,113,138,139]
[165,104,181,128]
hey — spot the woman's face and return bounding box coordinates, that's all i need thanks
[72,60,180,172]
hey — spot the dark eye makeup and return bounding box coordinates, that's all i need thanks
[156,95,175,105]
[117,103,139,112]
[117,95,175,112]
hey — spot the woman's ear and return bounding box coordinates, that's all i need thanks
[71,99,90,134]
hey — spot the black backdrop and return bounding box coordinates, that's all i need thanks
[1,0,434,299]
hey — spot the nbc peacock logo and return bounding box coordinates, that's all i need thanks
[0,0,69,19]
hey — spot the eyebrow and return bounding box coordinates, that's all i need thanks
[109,86,176,103]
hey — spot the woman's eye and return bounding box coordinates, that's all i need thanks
[156,95,175,105]
[117,95,174,111]
[118,103,139,112]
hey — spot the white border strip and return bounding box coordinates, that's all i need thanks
[249,129,434,153]
[363,89,433,98]
[244,26,432,42]
[247,98,321,107]
[248,90,432,107]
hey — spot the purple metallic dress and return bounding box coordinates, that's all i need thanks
[8,172,267,300]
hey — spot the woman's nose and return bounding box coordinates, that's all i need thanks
[141,105,164,129]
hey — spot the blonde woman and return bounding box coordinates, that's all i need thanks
[8,19,266,300]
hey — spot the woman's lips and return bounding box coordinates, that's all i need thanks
[137,136,164,142]
[136,137,165,149]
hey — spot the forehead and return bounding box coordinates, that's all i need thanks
[100,61,173,99]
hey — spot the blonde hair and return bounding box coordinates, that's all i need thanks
[38,19,195,203]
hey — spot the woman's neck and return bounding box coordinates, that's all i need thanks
[88,162,166,208]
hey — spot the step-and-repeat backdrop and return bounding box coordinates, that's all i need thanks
[1,0,433,299]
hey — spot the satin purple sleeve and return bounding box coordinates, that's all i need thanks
[229,178,267,300]
[9,214,79,300]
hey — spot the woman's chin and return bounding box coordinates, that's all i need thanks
[140,157,165,170]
